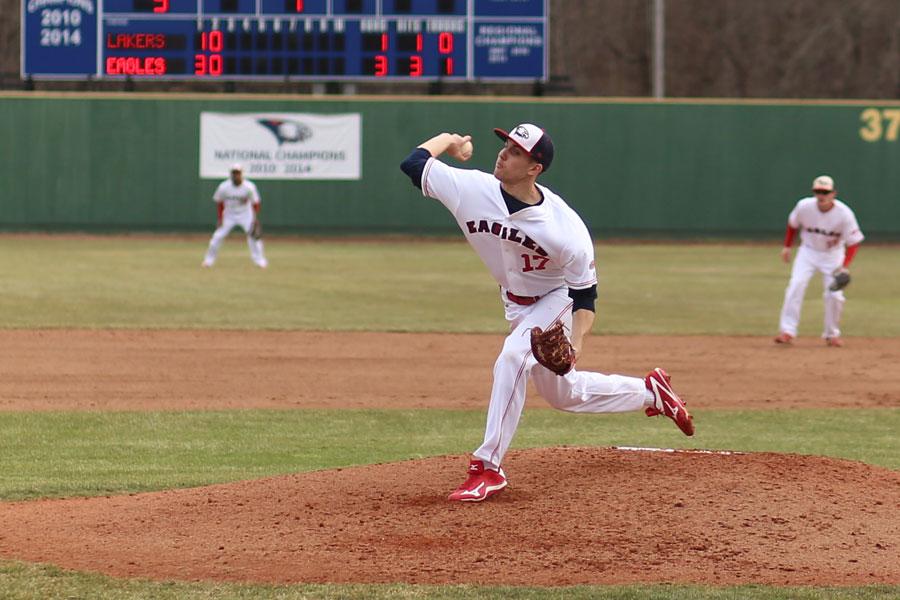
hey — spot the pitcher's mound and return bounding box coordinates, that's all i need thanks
[0,447,897,586]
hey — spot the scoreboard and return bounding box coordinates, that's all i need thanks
[22,0,547,81]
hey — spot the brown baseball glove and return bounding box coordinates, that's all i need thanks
[250,219,262,240]
[530,322,576,376]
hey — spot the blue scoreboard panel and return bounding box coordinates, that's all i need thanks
[22,0,547,81]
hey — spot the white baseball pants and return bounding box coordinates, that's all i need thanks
[203,211,267,268]
[474,286,654,470]
[778,246,846,339]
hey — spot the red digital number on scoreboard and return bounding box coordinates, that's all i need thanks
[199,31,223,51]
[438,32,453,53]
[374,55,387,77]
[439,32,453,75]
[409,55,422,77]
[194,54,223,75]
[195,31,223,76]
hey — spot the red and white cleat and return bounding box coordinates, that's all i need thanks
[773,332,794,344]
[447,459,508,502]
[645,368,695,437]
[825,337,844,347]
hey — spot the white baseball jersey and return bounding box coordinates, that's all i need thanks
[421,158,596,296]
[213,179,260,218]
[788,197,864,252]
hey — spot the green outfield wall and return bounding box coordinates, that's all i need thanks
[2,93,899,237]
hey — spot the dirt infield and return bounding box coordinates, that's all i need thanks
[1,330,898,412]
[0,330,898,587]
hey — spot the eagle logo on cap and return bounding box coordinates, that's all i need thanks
[513,125,530,139]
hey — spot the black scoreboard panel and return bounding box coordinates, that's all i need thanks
[23,0,548,81]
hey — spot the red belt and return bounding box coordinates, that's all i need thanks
[506,291,542,306]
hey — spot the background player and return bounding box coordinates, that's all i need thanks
[775,175,864,347]
[400,124,694,503]
[202,164,268,269]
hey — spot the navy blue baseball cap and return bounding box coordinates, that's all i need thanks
[493,123,554,173]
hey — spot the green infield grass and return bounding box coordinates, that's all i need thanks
[0,236,898,335]
[0,235,897,599]
[0,561,897,600]
[0,408,898,502]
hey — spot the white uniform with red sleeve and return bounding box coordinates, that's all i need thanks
[778,197,864,339]
[421,158,653,470]
[202,177,267,268]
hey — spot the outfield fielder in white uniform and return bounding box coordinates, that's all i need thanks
[775,175,864,347]
[202,163,268,269]
[401,124,694,503]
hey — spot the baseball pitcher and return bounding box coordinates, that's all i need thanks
[401,124,694,503]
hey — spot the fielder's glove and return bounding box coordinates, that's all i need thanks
[530,322,576,376]
[250,219,263,240]
[829,268,851,291]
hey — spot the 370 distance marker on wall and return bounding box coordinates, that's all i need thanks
[859,108,900,142]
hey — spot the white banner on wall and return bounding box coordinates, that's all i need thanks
[199,112,361,180]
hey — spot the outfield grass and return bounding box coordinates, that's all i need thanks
[0,235,897,599]
[0,236,898,335]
